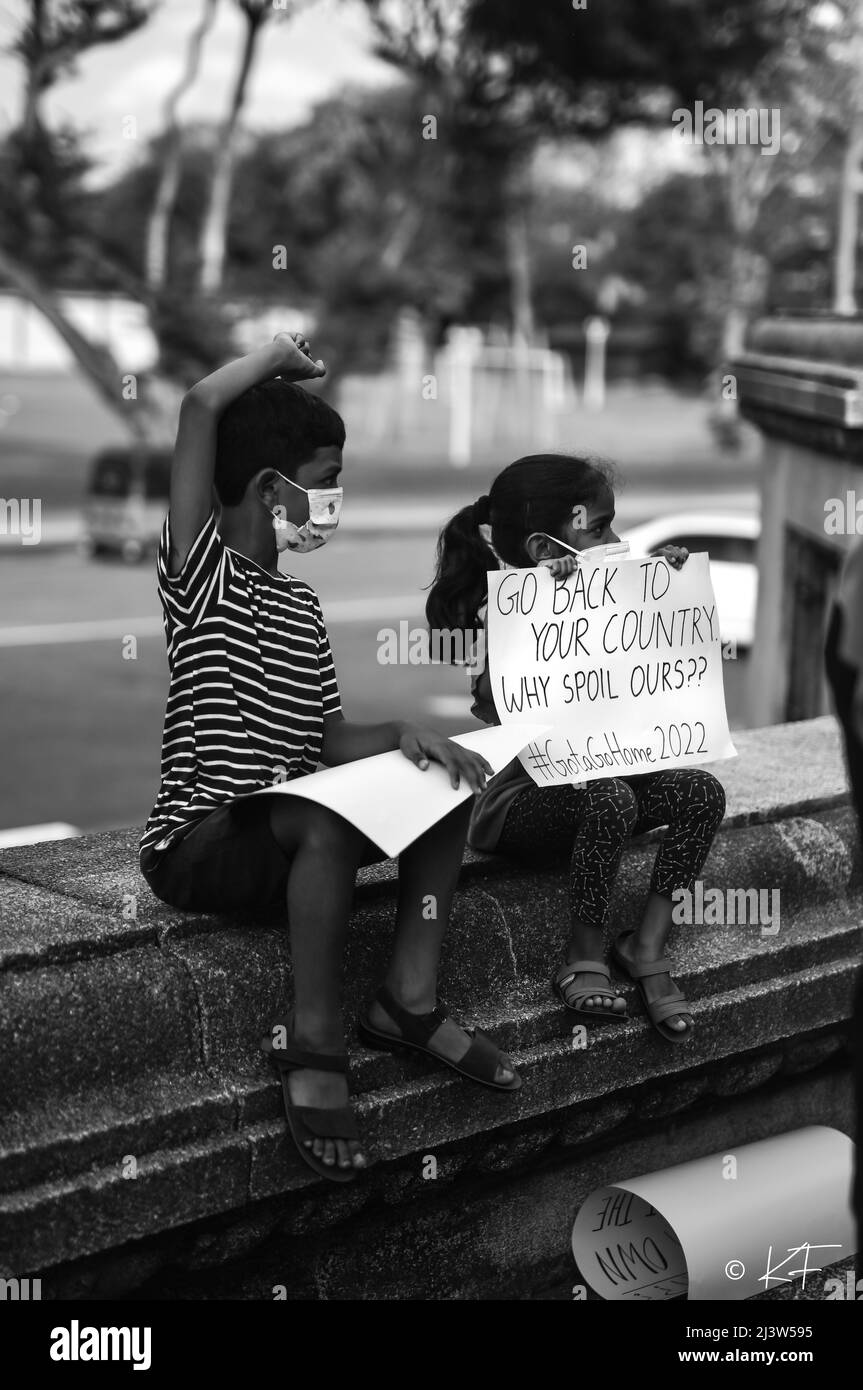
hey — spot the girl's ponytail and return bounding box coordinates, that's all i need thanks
[425,494,499,636]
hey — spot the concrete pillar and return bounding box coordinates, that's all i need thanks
[732,316,863,726]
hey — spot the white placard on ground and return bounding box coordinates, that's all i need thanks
[571,1126,856,1301]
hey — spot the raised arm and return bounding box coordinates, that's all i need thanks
[166,333,325,577]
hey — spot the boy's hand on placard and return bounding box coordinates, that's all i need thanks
[651,543,689,570]
[399,725,494,792]
[541,554,578,579]
[272,331,326,381]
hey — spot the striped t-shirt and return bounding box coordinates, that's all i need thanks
[139,507,341,862]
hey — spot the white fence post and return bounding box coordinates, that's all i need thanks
[583,316,610,412]
[446,326,482,468]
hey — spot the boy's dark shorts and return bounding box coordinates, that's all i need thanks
[140,796,292,914]
[140,794,388,915]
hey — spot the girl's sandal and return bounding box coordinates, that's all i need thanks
[553,959,628,1020]
[610,935,694,1044]
[261,1014,362,1184]
[357,983,522,1092]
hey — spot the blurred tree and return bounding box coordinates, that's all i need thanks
[16,0,152,139]
[363,0,546,345]
[145,0,220,290]
[0,0,244,447]
[464,0,853,364]
[603,170,733,376]
[196,0,312,294]
[464,0,822,120]
[91,129,212,284]
[698,4,852,359]
[360,0,835,356]
[0,0,159,443]
[225,80,520,378]
[827,1,863,314]
[528,145,842,385]
[87,123,239,383]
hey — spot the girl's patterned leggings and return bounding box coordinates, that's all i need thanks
[497,770,726,930]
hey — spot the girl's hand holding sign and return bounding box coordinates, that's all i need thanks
[650,543,689,571]
[541,552,578,580]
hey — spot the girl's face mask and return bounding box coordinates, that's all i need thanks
[479,515,629,570]
[540,534,630,563]
[270,471,343,553]
[478,521,511,568]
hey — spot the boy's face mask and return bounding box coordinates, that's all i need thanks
[270,470,343,553]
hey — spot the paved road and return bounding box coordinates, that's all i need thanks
[1,372,759,836]
[0,502,752,836]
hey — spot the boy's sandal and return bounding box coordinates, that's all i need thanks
[553,959,628,1020]
[610,936,694,1044]
[261,1014,362,1184]
[357,983,522,1092]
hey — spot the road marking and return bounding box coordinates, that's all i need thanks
[0,596,426,647]
[0,821,82,848]
[0,617,164,647]
[424,695,472,718]
[321,595,426,622]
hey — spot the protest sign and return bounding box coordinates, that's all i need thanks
[571,1127,855,1301]
[486,553,736,787]
[248,723,551,858]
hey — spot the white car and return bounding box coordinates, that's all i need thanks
[621,512,760,649]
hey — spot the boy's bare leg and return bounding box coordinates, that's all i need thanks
[366,802,517,1085]
[268,800,371,1171]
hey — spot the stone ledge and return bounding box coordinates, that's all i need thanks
[0,716,859,1289]
[732,355,863,429]
[29,1064,855,1301]
[733,315,863,452]
[0,718,850,969]
[744,315,863,369]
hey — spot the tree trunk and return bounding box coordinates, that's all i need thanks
[145,0,219,290]
[722,245,769,362]
[380,198,422,272]
[505,205,535,348]
[197,7,265,295]
[719,145,772,362]
[503,154,535,347]
[834,110,863,315]
[21,0,44,139]
[0,244,154,444]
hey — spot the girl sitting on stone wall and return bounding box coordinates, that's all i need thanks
[426,454,727,1043]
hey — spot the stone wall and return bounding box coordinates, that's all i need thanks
[732,315,863,726]
[0,718,859,1299]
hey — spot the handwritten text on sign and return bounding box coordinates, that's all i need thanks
[571,1186,688,1302]
[486,553,736,786]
